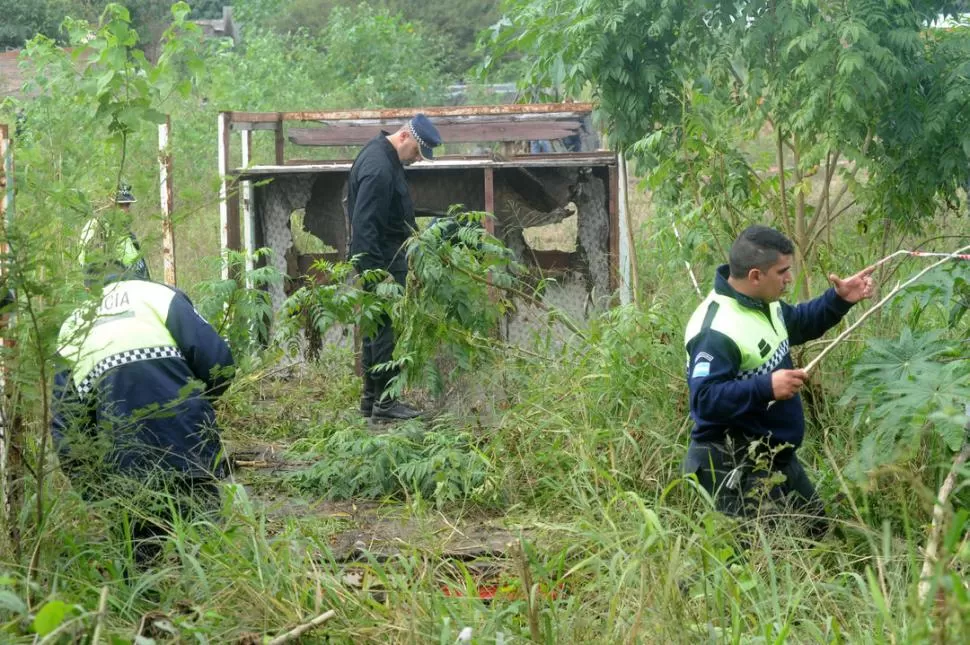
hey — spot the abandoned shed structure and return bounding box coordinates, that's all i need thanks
[217,103,632,342]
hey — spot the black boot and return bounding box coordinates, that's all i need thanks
[359,375,376,417]
[372,398,423,422]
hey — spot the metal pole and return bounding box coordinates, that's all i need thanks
[159,115,176,286]
[218,112,231,281]
[241,129,255,286]
[483,167,495,233]
[617,154,639,305]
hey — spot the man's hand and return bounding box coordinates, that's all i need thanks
[829,265,876,304]
[771,369,808,400]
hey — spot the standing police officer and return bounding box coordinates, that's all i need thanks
[682,225,874,534]
[347,114,441,421]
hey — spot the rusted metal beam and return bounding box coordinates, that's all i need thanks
[232,112,589,131]
[158,116,177,286]
[322,112,586,126]
[289,121,580,147]
[233,153,618,178]
[274,113,285,165]
[229,102,595,125]
[230,122,279,132]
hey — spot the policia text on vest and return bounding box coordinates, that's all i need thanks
[51,277,234,564]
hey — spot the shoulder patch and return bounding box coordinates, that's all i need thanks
[691,361,711,379]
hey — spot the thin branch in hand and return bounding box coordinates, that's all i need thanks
[803,243,970,375]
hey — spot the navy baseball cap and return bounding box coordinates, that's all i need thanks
[115,183,136,204]
[407,113,442,159]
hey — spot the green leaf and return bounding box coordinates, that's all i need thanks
[33,600,73,636]
[0,590,27,615]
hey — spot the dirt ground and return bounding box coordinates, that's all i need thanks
[227,442,523,564]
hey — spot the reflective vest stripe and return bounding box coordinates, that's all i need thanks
[77,346,184,397]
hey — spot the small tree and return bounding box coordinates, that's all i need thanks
[0,0,202,570]
[487,0,970,294]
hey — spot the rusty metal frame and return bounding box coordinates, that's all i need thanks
[483,167,495,235]
[216,102,635,306]
[229,102,595,130]
[608,164,620,292]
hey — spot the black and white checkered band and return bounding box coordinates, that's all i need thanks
[77,345,184,397]
[407,121,429,152]
[737,339,790,381]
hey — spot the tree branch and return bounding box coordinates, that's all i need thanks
[802,243,970,375]
[776,126,793,240]
[807,198,856,251]
[918,441,970,604]
[267,610,337,645]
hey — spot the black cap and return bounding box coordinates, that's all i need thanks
[115,183,136,204]
[407,113,442,159]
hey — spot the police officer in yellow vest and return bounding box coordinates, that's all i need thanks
[79,183,150,280]
[51,256,234,564]
[683,225,874,534]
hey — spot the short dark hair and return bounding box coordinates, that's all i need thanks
[728,225,795,278]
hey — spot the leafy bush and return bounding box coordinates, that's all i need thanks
[288,427,493,504]
[195,248,282,357]
[274,259,394,359]
[390,211,525,395]
[843,261,970,478]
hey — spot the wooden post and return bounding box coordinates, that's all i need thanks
[218,112,232,281]
[0,123,23,555]
[241,130,255,287]
[158,116,176,286]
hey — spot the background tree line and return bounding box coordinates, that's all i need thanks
[0,0,502,77]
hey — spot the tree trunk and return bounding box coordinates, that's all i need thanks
[792,141,811,297]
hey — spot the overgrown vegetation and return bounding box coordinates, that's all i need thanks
[0,1,968,642]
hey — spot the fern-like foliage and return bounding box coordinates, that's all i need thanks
[288,427,493,505]
[274,259,393,358]
[195,248,282,358]
[388,210,527,397]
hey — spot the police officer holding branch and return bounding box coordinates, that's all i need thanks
[683,225,875,534]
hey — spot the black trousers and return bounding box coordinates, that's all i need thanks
[683,433,828,537]
[72,469,222,567]
[361,270,406,397]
